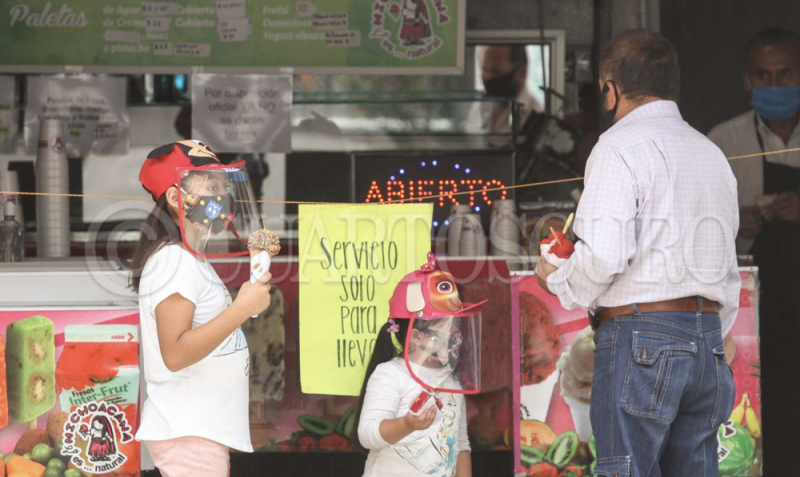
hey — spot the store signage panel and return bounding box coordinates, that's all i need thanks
[355,152,515,229]
[0,0,464,74]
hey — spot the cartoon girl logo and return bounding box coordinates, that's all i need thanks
[371,0,449,59]
[81,415,118,462]
[399,0,432,46]
[62,402,133,473]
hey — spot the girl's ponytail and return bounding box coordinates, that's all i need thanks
[352,318,409,452]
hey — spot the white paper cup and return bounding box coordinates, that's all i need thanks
[539,243,569,267]
[564,395,593,441]
[519,370,560,422]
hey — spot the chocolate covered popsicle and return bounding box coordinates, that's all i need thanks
[248,229,281,284]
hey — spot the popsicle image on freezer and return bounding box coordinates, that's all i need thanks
[6,315,56,429]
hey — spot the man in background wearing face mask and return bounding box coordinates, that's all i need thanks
[470,45,543,133]
[708,27,800,476]
[536,29,740,477]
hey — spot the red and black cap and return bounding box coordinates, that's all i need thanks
[139,139,220,201]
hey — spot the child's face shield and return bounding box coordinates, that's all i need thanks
[177,160,262,258]
[405,312,481,394]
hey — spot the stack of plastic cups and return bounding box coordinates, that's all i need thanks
[0,170,24,226]
[35,119,70,258]
[459,214,486,257]
[490,199,521,269]
[447,204,471,256]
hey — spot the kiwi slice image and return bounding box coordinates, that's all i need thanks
[298,415,335,436]
[520,445,546,466]
[546,430,580,468]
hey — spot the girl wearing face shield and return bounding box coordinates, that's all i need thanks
[130,140,270,477]
[353,254,485,477]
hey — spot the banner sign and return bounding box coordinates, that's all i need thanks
[298,203,432,396]
[0,0,464,74]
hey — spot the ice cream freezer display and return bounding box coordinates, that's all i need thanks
[0,261,141,477]
[0,313,140,477]
[513,267,762,477]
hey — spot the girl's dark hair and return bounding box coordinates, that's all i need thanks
[129,193,181,292]
[352,318,410,452]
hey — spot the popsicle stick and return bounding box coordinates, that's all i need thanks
[562,213,575,234]
[550,227,562,245]
[28,420,37,431]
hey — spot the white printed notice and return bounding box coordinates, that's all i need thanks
[0,76,17,154]
[24,76,129,156]
[218,18,252,42]
[192,74,292,153]
[217,0,247,19]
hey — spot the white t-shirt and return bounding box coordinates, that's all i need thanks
[135,244,253,452]
[358,358,470,477]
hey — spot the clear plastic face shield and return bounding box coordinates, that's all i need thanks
[406,312,481,394]
[403,271,482,394]
[176,160,262,258]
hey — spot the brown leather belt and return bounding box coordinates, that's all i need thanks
[590,297,720,330]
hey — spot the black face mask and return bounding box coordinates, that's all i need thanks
[483,68,520,98]
[182,191,235,234]
[600,80,620,131]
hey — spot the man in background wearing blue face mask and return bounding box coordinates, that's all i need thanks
[708,27,800,477]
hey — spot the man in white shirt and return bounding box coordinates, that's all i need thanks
[537,30,740,477]
[707,27,800,477]
[476,45,544,133]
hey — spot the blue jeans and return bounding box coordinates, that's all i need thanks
[590,301,736,477]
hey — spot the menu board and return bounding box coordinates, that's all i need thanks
[0,0,464,74]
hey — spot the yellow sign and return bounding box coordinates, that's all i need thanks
[298,203,433,396]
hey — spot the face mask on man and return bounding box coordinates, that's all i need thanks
[600,80,620,131]
[483,68,520,98]
[751,85,800,123]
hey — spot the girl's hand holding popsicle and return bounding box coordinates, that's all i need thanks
[235,272,272,319]
[244,229,280,318]
[249,229,281,283]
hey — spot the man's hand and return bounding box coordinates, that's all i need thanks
[536,259,558,295]
[766,192,800,223]
[739,206,763,238]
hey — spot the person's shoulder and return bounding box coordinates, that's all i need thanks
[372,358,408,381]
[366,359,404,391]
[147,242,190,264]
[518,87,543,113]
[708,110,755,138]
[142,243,201,278]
